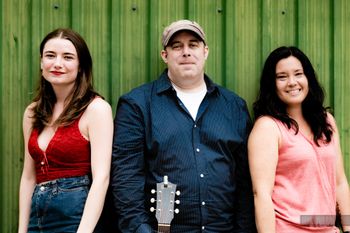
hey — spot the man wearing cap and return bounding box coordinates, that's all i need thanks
[111,19,256,233]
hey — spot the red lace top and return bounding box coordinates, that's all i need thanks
[28,116,91,184]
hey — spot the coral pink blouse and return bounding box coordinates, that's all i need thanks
[272,118,339,233]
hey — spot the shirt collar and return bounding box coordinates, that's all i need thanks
[156,69,218,95]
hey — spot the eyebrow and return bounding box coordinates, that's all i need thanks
[43,51,76,56]
[170,38,200,45]
[276,69,304,74]
[275,72,286,76]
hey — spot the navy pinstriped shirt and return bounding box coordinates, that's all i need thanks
[111,70,256,233]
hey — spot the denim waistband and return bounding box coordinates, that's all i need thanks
[37,175,91,187]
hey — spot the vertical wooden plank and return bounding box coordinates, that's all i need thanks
[0,0,3,226]
[261,0,296,58]
[110,0,149,106]
[334,0,350,178]
[71,0,112,101]
[0,0,4,229]
[1,0,32,232]
[110,0,122,108]
[31,0,72,36]
[225,0,261,110]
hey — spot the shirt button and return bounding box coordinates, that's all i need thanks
[202,201,205,206]
[194,124,197,128]
[202,226,205,230]
[200,174,204,178]
[40,161,44,166]
[40,186,45,191]
[196,148,200,152]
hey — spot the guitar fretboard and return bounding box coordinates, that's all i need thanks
[158,223,170,233]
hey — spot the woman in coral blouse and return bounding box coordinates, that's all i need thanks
[18,28,113,233]
[249,46,350,233]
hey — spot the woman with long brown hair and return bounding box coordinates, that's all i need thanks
[18,28,113,233]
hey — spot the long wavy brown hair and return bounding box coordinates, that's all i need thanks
[31,28,99,132]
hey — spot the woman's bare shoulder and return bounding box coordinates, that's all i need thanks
[86,97,112,113]
[250,116,281,143]
[253,116,278,130]
[23,102,37,119]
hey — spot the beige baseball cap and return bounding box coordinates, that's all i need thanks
[161,19,206,48]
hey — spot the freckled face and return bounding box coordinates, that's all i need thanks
[275,56,309,108]
[41,38,79,87]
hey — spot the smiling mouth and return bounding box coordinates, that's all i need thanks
[287,89,301,95]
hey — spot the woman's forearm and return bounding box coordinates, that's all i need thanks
[18,177,36,233]
[254,193,276,233]
[76,175,109,233]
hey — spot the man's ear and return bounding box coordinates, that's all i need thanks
[204,46,209,60]
[161,50,168,63]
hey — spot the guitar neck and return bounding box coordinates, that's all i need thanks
[158,224,171,233]
[152,177,179,233]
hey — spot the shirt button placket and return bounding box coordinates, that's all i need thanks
[193,121,206,230]
[193,123,200,154]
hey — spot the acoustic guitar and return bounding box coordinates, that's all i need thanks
[150,176,180,233]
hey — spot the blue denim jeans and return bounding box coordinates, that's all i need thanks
[28,175,91,233]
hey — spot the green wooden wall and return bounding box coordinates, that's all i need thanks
[1,0,350,232]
